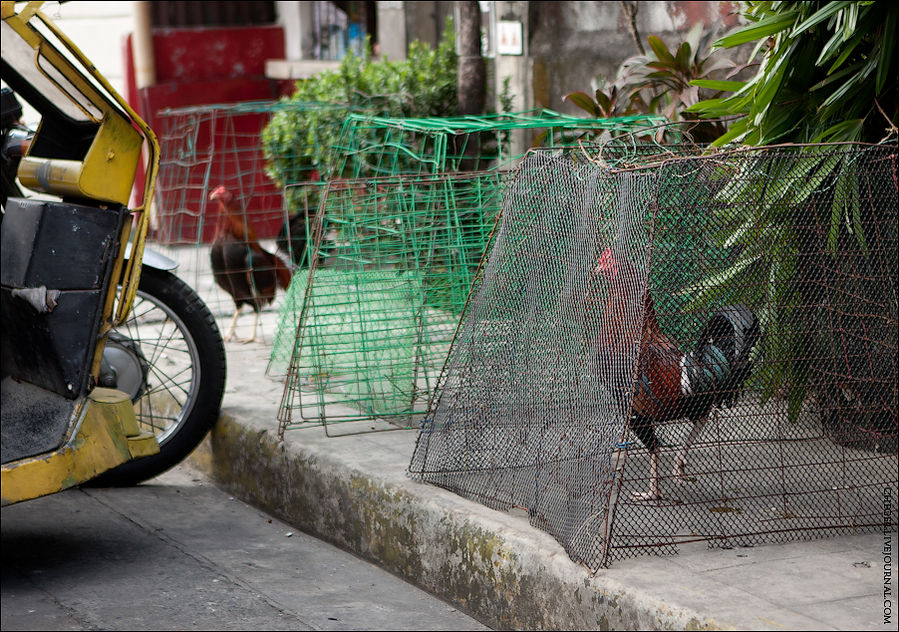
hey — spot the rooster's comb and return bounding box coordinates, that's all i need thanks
[209,186,232,202]
[598,247,615,267]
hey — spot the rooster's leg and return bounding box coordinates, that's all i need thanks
[673,409,714,483]
[224,305,243,342]
[629,414,663,501]
[239,310,261,344]
[631,449,662,501]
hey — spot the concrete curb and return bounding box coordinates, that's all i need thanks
[189,412,736,630]
[181,316,889,631]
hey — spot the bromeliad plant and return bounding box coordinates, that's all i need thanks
[564,24,745,142]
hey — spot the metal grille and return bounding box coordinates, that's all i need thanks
[309,1,374,61]
[409,142,898,570]
[150,1,277,27]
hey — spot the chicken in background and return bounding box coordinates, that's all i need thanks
[209,185,292,343]
[594,247,760,500]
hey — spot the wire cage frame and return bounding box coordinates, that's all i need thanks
[151,100,355,331]
[274,170,514,435]
[409,141,898,570]
[270,112,667,434]
[329,110,667,179]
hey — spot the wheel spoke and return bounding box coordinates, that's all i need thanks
[111,283,202,445]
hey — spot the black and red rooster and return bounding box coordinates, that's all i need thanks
[594,247,760,500]
[208,186,292,343]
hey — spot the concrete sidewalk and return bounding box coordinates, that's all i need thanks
[187,340,892,631]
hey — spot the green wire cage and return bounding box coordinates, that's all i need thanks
[272,170,511,434]
[329,110,666,177]
[272,111,665,435]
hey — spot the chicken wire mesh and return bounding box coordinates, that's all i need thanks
[409,142,898,570]
[273,170,513,434]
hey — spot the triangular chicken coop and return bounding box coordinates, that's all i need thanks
[409,142,898,569]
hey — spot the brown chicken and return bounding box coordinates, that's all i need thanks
[594,247,759,500]
[209,186,292,343]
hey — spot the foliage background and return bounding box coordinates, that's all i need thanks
[261,19,458,204]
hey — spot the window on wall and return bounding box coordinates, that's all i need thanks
[311,1,376,61]
[150,1,277,27]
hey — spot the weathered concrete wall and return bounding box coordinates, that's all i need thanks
[405,0,455,49]
[529,1,743,114]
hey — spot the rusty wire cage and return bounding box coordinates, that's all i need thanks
[409,142,898,569]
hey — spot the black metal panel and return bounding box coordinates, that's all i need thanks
[1,197,122,291]
[1,197,125,399]
[1,287,106,398]
[0,378,76,464]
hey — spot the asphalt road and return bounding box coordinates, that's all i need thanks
[1,464,489,631]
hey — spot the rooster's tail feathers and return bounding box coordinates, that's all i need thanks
[681,305,760,404]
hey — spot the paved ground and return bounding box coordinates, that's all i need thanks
[177,313,894,631]
[1,464,487,631]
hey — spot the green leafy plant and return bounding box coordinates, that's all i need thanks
[688,1,898,145]
[686,2,898,431]
[682,147,842,421]
[564,24,745,141]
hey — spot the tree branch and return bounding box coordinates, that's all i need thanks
[619,1,645,56]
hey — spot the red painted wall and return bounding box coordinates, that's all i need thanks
[124,25,295,243]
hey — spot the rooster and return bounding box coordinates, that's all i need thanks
[209,186,292,343]
[594,248,759,500]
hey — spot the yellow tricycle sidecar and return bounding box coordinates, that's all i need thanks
[1,0,160,505]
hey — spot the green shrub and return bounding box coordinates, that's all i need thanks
[689,1,898,145]
[261,18,458,208]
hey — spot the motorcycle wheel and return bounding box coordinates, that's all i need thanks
[88,267,227,486]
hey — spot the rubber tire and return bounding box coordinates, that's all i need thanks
[88,268,226,486]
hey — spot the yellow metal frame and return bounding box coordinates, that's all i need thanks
[0,1,161,502]
[1,0,160,328]
[1,389,158,506]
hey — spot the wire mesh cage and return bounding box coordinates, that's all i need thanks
[270,112,665,433]
[409,142,898,570]
[151,100,356,350]
[274,170,513,434]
